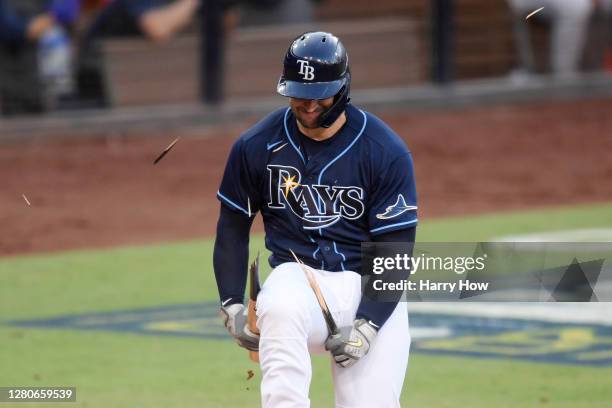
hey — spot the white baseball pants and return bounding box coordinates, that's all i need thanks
[256,262,410,408]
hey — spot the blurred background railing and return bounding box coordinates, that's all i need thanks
[1,0,612,118]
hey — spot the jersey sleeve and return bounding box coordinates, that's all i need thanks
[217,137,262,216]
[368,153,418,236]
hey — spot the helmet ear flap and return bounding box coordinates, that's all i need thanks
[318,72,351,128]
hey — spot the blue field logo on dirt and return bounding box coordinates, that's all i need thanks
[7,303,612,366]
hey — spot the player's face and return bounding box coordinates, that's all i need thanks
[290,97,334,129]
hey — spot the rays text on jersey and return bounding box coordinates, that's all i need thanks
[267,165,364,229]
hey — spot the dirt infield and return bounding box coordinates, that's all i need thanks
[2,99,612,256]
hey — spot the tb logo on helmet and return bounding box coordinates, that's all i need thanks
[297,60,315,81]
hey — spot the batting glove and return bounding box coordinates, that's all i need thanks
[325,319,378,368]
[219,303,259,352]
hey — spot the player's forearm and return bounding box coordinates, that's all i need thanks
[356,227,416,328]
[213,204,254,306]
[138,0,199,43]
[26,15,56,41]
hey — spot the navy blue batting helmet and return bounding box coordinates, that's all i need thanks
[277,31,351,128]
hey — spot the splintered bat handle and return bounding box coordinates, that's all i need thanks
[247,299,260,363]
[247,253,261,363]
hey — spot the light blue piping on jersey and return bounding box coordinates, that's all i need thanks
[333,241,347,271]
[217,190,249,216]
[310,236,346,271]
[290,108,367,272]
[283,108,306,164]
[309,236,325,269]
[309,237,319,257]
[317,109,368,236]
[370,218,418,234]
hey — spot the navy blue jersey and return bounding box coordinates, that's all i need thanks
[217,103,418,273]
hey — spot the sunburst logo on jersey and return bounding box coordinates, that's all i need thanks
[282,175,301,197]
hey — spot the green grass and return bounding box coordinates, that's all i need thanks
[417,202,612,242]
[1,202,612,407]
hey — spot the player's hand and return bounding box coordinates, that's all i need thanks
[48,0,80,25]
[219,303,259,352]
[325,319,377,368]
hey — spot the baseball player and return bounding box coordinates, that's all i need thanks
[213,31,417,408]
